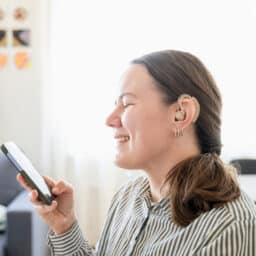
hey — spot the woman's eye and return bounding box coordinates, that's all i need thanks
[123,103,133,109]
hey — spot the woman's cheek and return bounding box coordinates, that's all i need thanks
[121,110,130,127]
[121,105,140,130]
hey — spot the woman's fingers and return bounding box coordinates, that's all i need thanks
[52,180,73,195]
[17,173,71,196]
[17,174,59,214]
[16,173,33,191]
[43,175,57,187]
[34,200,58,214]
[17,173,57,192]
[29,189,58,213]
[29,190,41,205]
[28,189,50,207]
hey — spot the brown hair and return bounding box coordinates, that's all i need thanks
[132,50,240,227]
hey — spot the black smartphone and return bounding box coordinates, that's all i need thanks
[1,142,55,205]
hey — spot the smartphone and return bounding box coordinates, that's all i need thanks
[1,142,55,205]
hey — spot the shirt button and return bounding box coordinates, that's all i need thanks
[130,240,135,247]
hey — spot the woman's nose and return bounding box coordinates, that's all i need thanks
[105,109,122,128]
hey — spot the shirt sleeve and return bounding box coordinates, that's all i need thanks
[194,220,256,256]
[46,180,129,256]
[47,220,96,256]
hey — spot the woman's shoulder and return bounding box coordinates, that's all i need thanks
[190,191,256,253]
[225,189,256,221]
[203,190,256,225]
[184,190,256,249]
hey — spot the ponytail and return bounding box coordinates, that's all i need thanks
[163,153,240,227]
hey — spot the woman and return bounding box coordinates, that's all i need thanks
[17,50,256,255]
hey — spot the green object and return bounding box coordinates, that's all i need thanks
[0,204,6,232]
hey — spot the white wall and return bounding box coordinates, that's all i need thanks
[1,0,256,172]
[0,0,49,170]
[50,0,256,162]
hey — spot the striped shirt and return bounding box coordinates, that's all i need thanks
[47,175,256,255]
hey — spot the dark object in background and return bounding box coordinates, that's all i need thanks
[12,29,30,46]
[0,150,23,206]
[0,30,7,47]
[230,159,256,175]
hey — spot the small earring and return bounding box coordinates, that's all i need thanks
[174,127,178,137]
[174,126,183,137]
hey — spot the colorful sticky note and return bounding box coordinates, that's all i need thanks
[13,30,30,47]
[0,54,7,69]
[14,52,31,69]
[14,7,28,22]
[0,30,7,47]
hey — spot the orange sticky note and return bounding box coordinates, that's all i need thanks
[0,54,7,68]
[14,52,31,69]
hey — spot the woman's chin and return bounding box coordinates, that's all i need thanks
[114,157,128,169]
[114,154,136,170]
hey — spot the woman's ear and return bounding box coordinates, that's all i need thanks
[172,95,200,128]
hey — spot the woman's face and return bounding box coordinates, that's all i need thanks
[106,64,175,170]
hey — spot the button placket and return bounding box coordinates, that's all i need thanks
[127,206,152,256]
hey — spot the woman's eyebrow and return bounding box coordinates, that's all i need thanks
[115,92,137,106]
[119,92,137,100]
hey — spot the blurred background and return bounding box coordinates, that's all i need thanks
[0,0,256,247]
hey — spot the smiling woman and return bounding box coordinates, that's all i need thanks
[106,51,241,227]
[107,65,179,172]
[18,49,256,256]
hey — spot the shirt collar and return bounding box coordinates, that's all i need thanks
[138,176,171,216]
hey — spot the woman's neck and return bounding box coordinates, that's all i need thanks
[145,140,200,203]
[147,173,169,203]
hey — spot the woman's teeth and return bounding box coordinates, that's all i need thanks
[116,136,130,142]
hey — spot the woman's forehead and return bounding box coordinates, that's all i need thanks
[118,64,156,94]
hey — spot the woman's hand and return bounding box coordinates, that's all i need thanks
[16,173,76,235]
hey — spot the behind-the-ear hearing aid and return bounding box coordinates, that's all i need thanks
[175,109,186,121]
[175,94,200,122]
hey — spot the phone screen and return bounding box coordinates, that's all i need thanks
[1,142,53,203]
